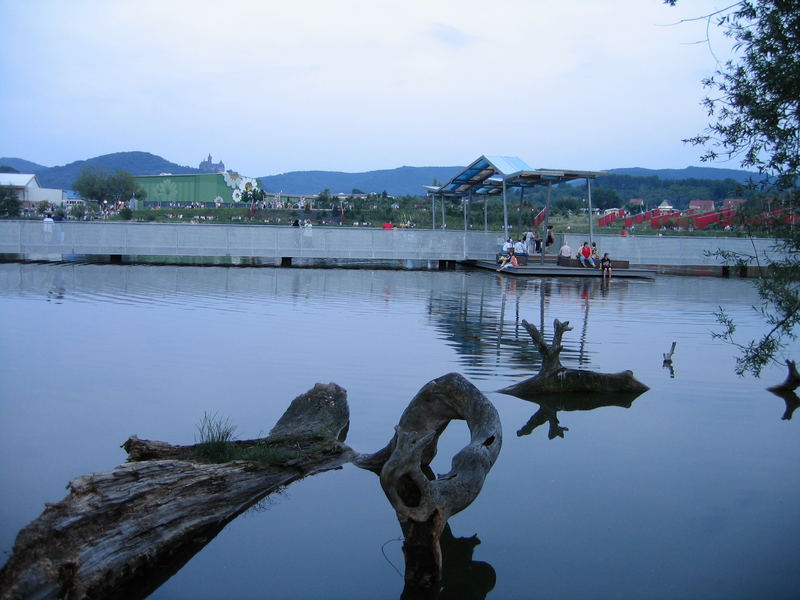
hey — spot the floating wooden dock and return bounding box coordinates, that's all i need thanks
[466,260,657,279]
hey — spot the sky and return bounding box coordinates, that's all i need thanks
[0,0,736,177]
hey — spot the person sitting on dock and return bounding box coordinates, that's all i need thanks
[497,248,518,271]
[600,253,612,278]
[579,242,596,267]
[559,242,573,258]
[591,242,600,260]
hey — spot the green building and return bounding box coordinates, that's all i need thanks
[134,173,259,207]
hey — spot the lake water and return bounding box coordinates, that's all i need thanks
[0,263,798,600]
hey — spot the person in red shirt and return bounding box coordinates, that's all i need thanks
[579,242,596,267]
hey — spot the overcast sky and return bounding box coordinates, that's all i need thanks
[0,0,735,177]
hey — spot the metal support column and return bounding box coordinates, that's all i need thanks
[502,178,509,239]
[431,194,435,229]
[540,181,552,265]
[441,194,446,230]
[587,178,594,245]
[484,194,488,231]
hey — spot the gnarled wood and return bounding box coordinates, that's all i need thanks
[354,373,502,597]
[0,383,353,600]
[499,319,649,398]
[1,377,504,600]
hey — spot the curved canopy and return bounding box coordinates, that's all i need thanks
[427,155,606,197]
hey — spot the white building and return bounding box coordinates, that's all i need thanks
[0,174,65,209]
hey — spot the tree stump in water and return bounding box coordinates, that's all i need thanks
[354,373,502,599]
[499,319,649,398]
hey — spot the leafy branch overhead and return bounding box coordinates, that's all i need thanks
[667,0,800,376]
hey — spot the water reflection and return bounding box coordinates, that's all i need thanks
[769,389,800,421]
[516,392,644,440]
[438,526,495,600]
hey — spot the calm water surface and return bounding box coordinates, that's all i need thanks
[0,263,798,599]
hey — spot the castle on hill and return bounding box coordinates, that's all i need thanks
[199,154,225,173]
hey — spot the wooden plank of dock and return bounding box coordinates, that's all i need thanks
[466,260,657,279]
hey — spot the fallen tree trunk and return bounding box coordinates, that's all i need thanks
[0,383,353,600]
[1,376,504,600]
[499,319,649,398]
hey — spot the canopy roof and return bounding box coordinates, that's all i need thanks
[428,155,606,197]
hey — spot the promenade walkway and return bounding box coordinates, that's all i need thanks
[0,220,781,274]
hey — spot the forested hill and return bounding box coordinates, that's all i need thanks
[33,152,200,189]
[0,157,48,174]
[608,166,763,185]
[257,165,462,196]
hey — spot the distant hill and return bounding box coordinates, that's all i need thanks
[35,152,201,189]
[0,157,48,174]
[258,166,463,196]
[3,150,766,196]
[608,166,763,184]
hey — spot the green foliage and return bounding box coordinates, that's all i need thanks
[69,203,87,220]
[668,0,800,376]
[0,187,20,217]
[192,412,312,465]
[73,166,145,204]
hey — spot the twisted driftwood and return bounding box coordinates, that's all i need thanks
[1,375,502,600]
[354,373,502,599]
[499,319,649,398]
[0,383,354,600]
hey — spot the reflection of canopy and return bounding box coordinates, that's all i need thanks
[424,155,606,243]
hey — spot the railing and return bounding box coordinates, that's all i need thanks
[0,221,502,262]
[0,220,782,269]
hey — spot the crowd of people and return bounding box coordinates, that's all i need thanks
[498,224,614,277]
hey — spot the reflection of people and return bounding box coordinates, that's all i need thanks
[600,252,612,278]
[579,242,595,267]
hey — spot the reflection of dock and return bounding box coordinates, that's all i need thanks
[467,260,657,279]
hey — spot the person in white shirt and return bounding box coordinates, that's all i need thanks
[559,243,573,258]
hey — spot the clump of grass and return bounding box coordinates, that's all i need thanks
[195,412,237,462]
[193,414,335,465]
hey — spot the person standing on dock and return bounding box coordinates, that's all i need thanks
[545,225,554,254]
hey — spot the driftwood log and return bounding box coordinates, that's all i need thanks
[354,373,502,599]
[0,383,354,600]
[499,319,649,398]
[0,375,502,600]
